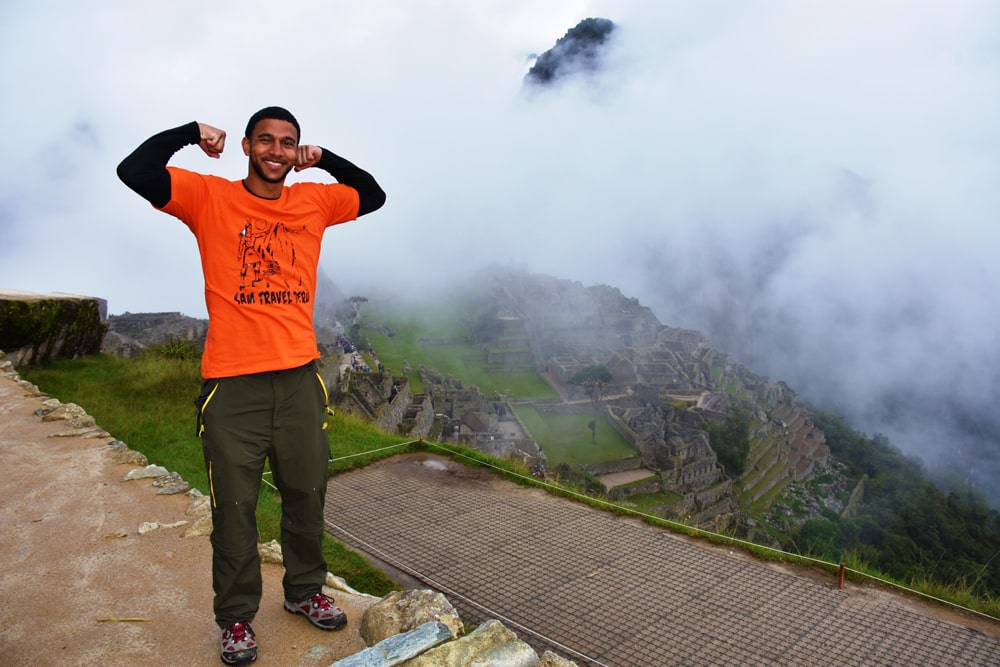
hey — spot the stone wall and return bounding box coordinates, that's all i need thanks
[0,290,108,366]
[374,379,412,434]
[335,370,402,421]
[581,456,644,477]
[608,477,663,501]
[398,393,435,439]
[104,311,208,352]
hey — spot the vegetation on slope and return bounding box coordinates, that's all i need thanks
[782,411,1000,602]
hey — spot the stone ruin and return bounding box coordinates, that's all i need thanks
[435,270,830,529]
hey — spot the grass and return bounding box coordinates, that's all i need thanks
[20,350,401,597]
[358,306,559,401]
[621,490,684,514]
[513,406,635,467]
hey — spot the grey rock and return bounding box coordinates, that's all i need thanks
[122,464,169,481]
[106,441,148,466]
[330,621,453,667]
[402,619,539,667]
[50,425,111,439]
[258,540,283,565]
[183,513,212,538]
[537,650,579,666]
[40,402,94,427]
[151,472,191,495]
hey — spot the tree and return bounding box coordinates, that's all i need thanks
[568,365,613,443]
[703,409,751,477]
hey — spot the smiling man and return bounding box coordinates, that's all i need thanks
[117,107,385,665]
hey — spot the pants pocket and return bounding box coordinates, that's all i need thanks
[194,380,221,437]
[314,371,333,430]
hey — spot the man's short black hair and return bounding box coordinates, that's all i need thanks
[245,106,301,142]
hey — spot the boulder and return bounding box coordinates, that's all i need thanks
[361,590,462,646]
[401,619,539,667]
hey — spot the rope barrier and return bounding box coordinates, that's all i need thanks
[260,438,997,627]
[417,440,1000,624]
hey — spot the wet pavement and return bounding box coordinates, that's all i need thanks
[325,452,1000,666]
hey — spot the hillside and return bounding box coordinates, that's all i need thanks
[347,269,827,532]
[349,268,1000,601]
[93,267,1000,602]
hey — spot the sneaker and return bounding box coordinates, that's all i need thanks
[283,592,347,630]
[220,621,258,665]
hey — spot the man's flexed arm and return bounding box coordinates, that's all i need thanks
[297,147,387,217]
[117,122,226,208]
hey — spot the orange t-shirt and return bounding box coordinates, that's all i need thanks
[161,167,360,378]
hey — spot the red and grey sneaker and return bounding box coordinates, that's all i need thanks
[283,592,347,630]
[220,620,258,665]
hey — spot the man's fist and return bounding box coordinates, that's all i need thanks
[295,145,322,171]
[197,123,226,159]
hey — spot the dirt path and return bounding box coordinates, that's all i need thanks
[0,372,376,666]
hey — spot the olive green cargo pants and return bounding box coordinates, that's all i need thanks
[197,361,330,627]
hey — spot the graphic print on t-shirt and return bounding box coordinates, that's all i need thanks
[234,217,311,306]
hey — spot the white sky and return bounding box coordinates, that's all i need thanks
[3,0,1000,480]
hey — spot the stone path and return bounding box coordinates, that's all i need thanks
[326,453,1000,666]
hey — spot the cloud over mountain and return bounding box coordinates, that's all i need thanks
[524,17,617,88]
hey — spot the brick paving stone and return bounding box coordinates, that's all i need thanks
[325,453,1000,666]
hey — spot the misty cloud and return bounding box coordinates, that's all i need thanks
[523,17,616,87]
[3,1,1000,499]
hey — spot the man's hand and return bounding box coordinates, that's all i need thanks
[197,123,226,159]
[295,145,322,172]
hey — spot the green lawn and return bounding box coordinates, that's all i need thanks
[514,406,635,467]
[358,302,634,469]
[359,307,558,400]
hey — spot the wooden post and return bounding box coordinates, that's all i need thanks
[838,562,846,589]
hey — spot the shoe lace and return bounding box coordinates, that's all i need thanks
[310,593,333,610]
[229,621,253,642]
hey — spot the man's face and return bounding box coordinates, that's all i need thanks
[242,118,299,184]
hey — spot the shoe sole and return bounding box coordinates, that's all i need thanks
[221,648,257,665]
[283,603,347,631]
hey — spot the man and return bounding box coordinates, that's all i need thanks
[117,107,385,666]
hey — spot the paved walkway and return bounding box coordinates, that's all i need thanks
[326,453,1000,667]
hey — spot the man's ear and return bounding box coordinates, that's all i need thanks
[242,136,250,156]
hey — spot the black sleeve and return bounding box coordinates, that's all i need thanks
[117,122,201,208]
[316,149,387,217]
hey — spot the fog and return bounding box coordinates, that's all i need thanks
[3,1,1000,499]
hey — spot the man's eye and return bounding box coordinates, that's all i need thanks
[282,140,295,148]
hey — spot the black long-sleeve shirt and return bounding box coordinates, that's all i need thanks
[116,121,386,215]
